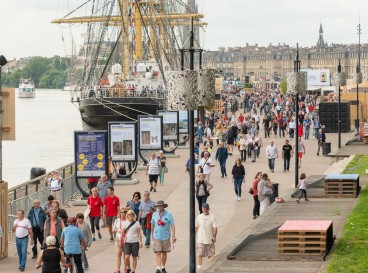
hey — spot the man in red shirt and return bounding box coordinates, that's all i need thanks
[238,113,245,123]
[103,187,120,242]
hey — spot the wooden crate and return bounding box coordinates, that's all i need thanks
[324,174,360,198]
[0,182,8,260]
[278,220,333,255]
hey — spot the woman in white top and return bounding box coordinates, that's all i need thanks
[112,209,127,273]
[239,135,247,162]
[121,210,143,273]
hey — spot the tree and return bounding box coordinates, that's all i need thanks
[280,79,287,95]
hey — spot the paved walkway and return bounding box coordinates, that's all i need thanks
[0,129,355,273]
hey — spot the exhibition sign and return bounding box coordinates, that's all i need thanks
[179,110,189,134]
[138,115,163,150]
[108,122,137,162]
[74,131,108,178]
[157,111,179,141]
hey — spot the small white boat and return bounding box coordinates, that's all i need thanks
[18,78,36,98]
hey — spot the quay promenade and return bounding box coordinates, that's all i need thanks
[1,130,357,273]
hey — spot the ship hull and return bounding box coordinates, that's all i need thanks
[18,92,36,98]
[79,97,165,130]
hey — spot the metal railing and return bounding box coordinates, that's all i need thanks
[7,172,88,244]
[8,163,74,202]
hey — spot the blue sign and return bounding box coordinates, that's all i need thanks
[74,131,108,177]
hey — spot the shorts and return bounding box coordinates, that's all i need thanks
[298,152,303,158]
[114,239,125,254]
[124,242,139,257]
[227,138,234,145]
[153,238,171,253]
[149,174,159,183]
[196,243,215,257]
[106,216,117,227]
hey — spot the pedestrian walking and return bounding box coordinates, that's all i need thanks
[108,157,118,186]
[257,173,273,215]
[87,187,103,241]
[13,210,34,271]
[231,158,246,201]
[151,200,176,273]
[112,208,127,273]
[265,140,278,172]
[293,137,306,168]
[249,135,258,162]
[313,116,321,139]
[97,174,112,228]
[239,134,247,162]
[43,208,65,248]
[195,203,217,270]
[103,186,120,242]
[138,190,156,248]
[251,172,262,219]
[198,152,215,183]
[296,173,309,203]
[76,213,92,270]
[126,192,141,218]
[317,129,326,156]
[303,116,311,139]
[51,200,68,227]
[27,199,47,259]
[288,118,296,139]
[195,174,213,213]
[158,150,167,186]
[35,235,67,273]
[281,139,293,172]
[121,210,143,273]
[215,141,228,178]
[146,152,161,192]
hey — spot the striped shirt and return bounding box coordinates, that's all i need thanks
[148,158,160,175]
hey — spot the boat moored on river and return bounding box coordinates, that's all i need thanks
[18,78,36,98]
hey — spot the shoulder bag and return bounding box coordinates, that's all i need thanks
[121,221,136,245]
[262,184,273,196]
[248,188,254,195]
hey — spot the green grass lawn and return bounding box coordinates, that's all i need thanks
[326,155,368,272]
[342,155,368,175]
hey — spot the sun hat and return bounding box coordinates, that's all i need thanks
[154,200,168,208]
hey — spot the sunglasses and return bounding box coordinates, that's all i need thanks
[128,214,134,216]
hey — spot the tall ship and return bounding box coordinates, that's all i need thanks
[18,78,36,98]
[53,0,205,130]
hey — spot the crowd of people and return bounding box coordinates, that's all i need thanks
[12,88,328,273]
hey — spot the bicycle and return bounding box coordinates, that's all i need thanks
[65,254,77,273]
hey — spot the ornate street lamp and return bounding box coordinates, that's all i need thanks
[287,44,307,187]
[333,59,346,148]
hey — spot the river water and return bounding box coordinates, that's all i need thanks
[3,89,82,188]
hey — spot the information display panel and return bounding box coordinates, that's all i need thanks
[74,131,108,178]
[108,122,137,162]
[179,110,189,134]
[138,116,163,150]
[157,111,179,141]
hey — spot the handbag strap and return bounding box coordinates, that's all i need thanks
[124,221,136,234]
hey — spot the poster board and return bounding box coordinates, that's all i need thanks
[74,131,108,178]
[157,111,179,141]
[138,115,163,150]
[108,122,137,162]
[179,110,189,134]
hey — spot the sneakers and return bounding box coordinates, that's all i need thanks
[253,216,257,219]
[156,270,161,273]
[154,188,157,192]
[161,268,167,273]
[150,187,153,192]
[32,254,37,259]
[296,200,300,204]
[145,244,150,248]
[235,195,238,200]
[98,233,102,239]
[237,196,241,201]
[92,238,96,241]
[109,237,114,242]
[126,268,131,273]
[114,270,121,273]
[305,198,310,201]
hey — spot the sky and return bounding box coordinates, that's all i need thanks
[1,0,368,60]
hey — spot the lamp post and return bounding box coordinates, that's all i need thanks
[294,45,300,188]
[0,55,8,182]
[337,59,342,149]
[356,23,361,130]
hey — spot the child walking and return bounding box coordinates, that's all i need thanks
[296,173,309,203]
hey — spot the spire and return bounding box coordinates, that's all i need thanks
[317,23,325,47]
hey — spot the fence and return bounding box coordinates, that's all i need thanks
[7,173,87,244]
[0,182,8,259]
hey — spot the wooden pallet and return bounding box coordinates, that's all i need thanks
[278,220,333,256]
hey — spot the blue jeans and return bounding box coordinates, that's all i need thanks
[160,167,165,185]
[268,158,276,170]
[314,128,319,139]
[140,218,151,246]
[219,160,227,177]
[197,195,208,213]
[16,236,29,269]
[305,126,310,139]
[234,178,243,197]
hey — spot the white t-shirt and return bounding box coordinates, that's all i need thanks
[48,177,62,191]
[113,219,126,241]
[199,157,214,175]
[195,213,217,244]
[14,218,32,238]
[122,221,141,243]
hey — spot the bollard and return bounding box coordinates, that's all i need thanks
[270,183,279,204]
